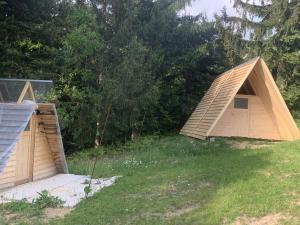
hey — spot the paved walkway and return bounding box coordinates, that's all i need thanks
[0,174,118,207]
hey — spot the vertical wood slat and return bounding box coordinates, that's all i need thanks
[28,114,37,181]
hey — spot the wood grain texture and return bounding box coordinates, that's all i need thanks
[181,57,259,139]
[32,127,57,181]
[15,132,31,185]
[37,103,68,173]
[210,95,281,140]
[0,103,68,189]
[180,57,300,141]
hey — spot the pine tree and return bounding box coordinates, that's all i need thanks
[228,0,300,110]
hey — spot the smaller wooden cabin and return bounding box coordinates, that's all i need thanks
[0,79,68,190]
[181,57,300,141]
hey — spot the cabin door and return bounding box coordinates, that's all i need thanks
[15,115,36,185]
[15,131,31,185]
[233,110,249,136]
[233,97,249,137]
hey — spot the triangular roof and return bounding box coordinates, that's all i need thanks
[0,102,37,173]
[180,57,300,141]
[0,80,68,175]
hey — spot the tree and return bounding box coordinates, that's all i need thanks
[0,0,71,79]
[0,0,237,152]
[53,5,104,150]
[228,0,300,110]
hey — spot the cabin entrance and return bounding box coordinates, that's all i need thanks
[15,117,35,185]
[232,97,249,137]
[15,132,31,185]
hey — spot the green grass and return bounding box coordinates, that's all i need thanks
[1,135,300,224]
[0,190,65,224]
[57,135,300,225]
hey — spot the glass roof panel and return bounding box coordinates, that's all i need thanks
[0,79,53,103]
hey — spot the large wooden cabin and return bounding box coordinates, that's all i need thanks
[181,57,300,141]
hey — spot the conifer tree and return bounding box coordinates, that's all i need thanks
[228,0,300,109]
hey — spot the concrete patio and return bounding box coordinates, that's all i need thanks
[0,174,119,207]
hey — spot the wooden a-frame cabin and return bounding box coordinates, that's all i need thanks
[0,79,68,190]
[181,57,300,141]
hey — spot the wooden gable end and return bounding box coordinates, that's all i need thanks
[181,57,259,139]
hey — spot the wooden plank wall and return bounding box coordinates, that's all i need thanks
[0,133,30,189]
[37,104,68,173]
[33,127,57,181]
[248,60,300,140]
[248,95,280,139]
[0,119,58,189]
[0,147,16,189]
[210,94,281,140]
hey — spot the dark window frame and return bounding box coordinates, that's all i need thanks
[234,98,248,109]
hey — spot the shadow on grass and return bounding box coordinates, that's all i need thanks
[55,135,273,225]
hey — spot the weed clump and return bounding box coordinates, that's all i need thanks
[0,190,65,217]
[33,190,65,209]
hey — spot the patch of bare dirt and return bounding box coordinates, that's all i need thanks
[1,210,20,220]
[141,205,199,220]
[165,205,199,218]
[257,171,272,177]
[44,207,73,219]
[279,173,300,181]
[288,192,300,206]
[228,140,277,150]
[232,213,289,225]
[294,200,300,206]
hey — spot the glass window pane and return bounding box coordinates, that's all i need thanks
[234,98,248,109]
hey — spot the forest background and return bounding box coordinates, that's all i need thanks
[1,0,299,152]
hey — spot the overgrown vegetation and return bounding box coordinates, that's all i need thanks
[226,0,300,109]
[0,190,64,224]
[33,190,65,209]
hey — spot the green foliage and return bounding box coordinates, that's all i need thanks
[0,199,39,215]
[0,0,70,79]
[33,190,65,209]
[53,5,104,151]
[1,190,64,213]
[47,0,230,151]
[0,191,64,224]
[84,185,92,199]
[227,0,300,111]
[2,0,299,153]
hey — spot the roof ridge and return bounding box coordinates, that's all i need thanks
[215,57,260,80]
[233,56,260,70]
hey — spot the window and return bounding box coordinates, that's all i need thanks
[234,98,248,109]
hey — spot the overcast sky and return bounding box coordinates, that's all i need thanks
[182,0,237,19]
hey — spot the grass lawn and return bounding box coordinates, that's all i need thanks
[1,134,300,225]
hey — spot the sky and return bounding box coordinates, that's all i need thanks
[182,0,237,19]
